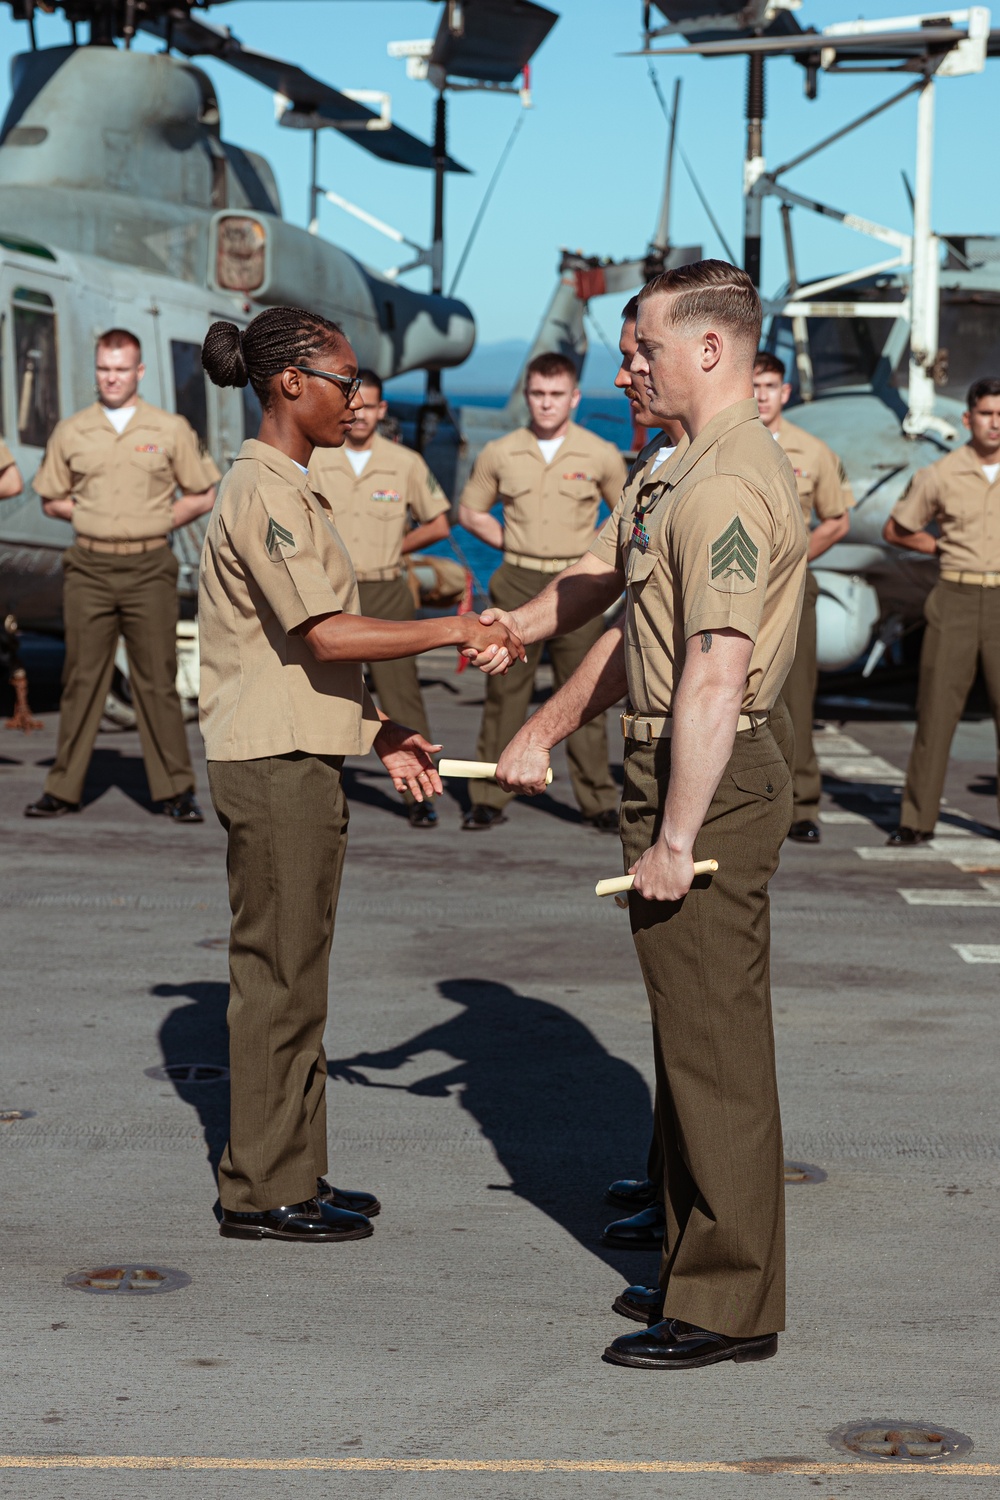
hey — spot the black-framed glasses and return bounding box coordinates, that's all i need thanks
[292,366,362,402]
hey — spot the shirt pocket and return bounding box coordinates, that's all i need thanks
[625,546,658,589]
[129,447,174,499]
[365,492,407,524]
[558,477,597,505]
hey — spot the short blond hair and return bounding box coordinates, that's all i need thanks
[638,260,762,352]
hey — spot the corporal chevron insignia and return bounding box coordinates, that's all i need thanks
[708,516,758,594]
[265,517,297,561]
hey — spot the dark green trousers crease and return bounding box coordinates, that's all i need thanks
[357,576,432,742]
[208,753,348,1213]
[780,570,820,821]
[470,561,617,816]
[620,727,790,1338]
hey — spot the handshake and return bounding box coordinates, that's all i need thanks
[454,608,524,675]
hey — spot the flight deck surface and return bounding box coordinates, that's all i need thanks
[1,646,998,1496]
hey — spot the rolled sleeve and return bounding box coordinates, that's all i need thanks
[409,456,450,523]
[459,442,501,513]
[171,417,222,493]
[233,488,346,634]
[891,468,938,532]
[32,426,72,500]
[671,477,772,642]
[590,492,626,567]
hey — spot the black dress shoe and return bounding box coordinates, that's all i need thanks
[461,806,508,830]
[787,819,820,844]
[605,1176,657,1208]
[24,792,79,819]
[160,791,204,823]
[612,1284,664,1324]
[316,1177,381,1217]
[886,826,934,847]
[586,808,619,833]
[603,1317,778,1370]
[219,1196,373,1242]
[602,1202,666,1248]
[408,801,439,828]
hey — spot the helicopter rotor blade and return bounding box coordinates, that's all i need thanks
[137,10,469,173]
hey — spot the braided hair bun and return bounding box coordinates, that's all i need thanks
[201,305,347,409]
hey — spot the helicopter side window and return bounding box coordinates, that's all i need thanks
[12,287,59,450]
[170,340,209,447]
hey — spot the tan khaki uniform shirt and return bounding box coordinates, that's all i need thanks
[591,398,808,715]
[198,439,381,762]
[0,440,14,472]
[308,434,449,581]
[33,398,220,543]
[461,421,628,562]
[891,442,1000,572]
[776,418,854,524]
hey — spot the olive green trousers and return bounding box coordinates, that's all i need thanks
[781,570,821,822]
[901,579,1000,832]
[470,561,618,817]
[207,752,349,1213]
[357,576,431,741]
[622,726,790,1338]
[45,544,194,805]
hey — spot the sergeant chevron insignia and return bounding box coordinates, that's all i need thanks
[709,516,758,594]
[265,517,297,561]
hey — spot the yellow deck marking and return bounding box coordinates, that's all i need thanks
[0,1457,995,1475]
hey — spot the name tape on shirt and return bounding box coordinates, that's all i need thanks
[265,517,298,562]
[708,516,758,594]
[370,489,402,503]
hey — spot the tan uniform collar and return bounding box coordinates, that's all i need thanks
[79,396,155,436]
[659,398,761,492]
[237,438,325,501]
[950,441,999,481]
[509,422,594,466]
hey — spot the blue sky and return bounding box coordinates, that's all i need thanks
[0,0,995,351]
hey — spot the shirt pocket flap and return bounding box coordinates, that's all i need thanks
[625,547,658,586]
[730,761,786,799]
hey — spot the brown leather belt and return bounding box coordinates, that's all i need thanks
[75,535,169,556]
[503,551,580,573]
[940,569,1000,588]
[622,710,770,742]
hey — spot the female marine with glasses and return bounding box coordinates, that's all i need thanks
[198,306,520,1247]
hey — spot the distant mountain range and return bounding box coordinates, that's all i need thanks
[385,338,621,398]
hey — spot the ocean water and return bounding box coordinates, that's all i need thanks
[424,391,631,599]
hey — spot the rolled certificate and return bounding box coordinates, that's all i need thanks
[595,860,719,898]
[438,758,553,786]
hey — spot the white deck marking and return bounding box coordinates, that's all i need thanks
[898,889,1000,906]
[819,810,871,825]
[953,944,1000,963]
[857,839,1000,864]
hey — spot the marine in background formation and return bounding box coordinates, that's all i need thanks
[25,328,219,822]
[458,352,627,831]
[883,377,1000,844]
[752,352,854,845]
[308,369,451,828]
[488,261,807,1370]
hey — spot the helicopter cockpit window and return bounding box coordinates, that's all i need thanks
[171,340,209,447]
[12,287,59,450]
[215,216,267,293]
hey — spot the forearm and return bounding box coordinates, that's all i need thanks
[516,625,627,749]
[0,465,23,499]
[41,495,75,522]
[509,557,623,646]
[658,662,745,853]
[458,504,504,550]
[171,488,216,529]
[807,512,849,562]
[304,611,467,663]
[883,517,938,556]
[402,513,450,554]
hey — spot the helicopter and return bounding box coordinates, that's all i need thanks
[0,0,559,716]
[638,1,1000,676]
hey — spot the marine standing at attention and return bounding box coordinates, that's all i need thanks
[198,306,520,1244]
[753,352,854,845]
[25,328,219,822]
[882,377,1000,845]
[308,368,451,828]
[477,261,807,1368]
[457,352,627,831]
